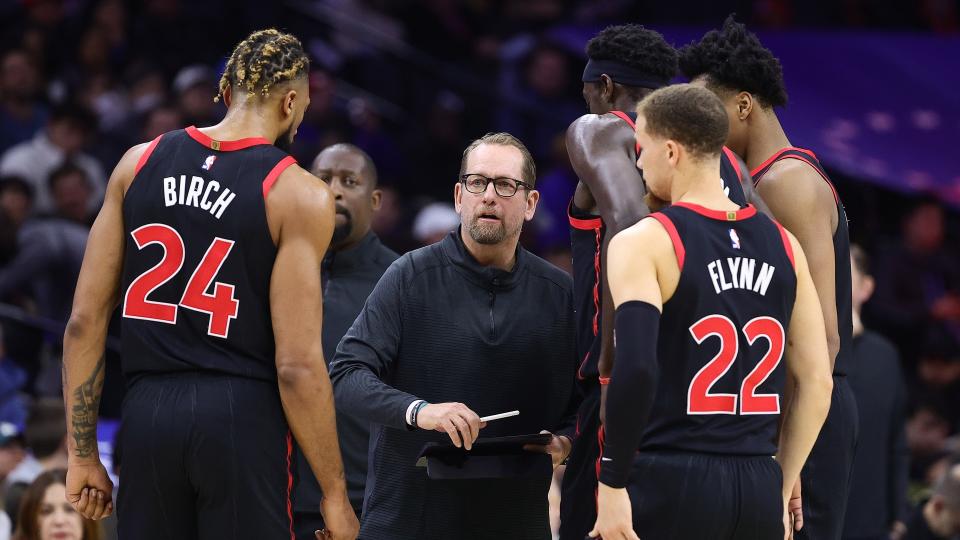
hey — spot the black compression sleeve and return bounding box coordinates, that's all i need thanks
[598,300,661,488]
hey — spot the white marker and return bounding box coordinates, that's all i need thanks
[479,410,519,423]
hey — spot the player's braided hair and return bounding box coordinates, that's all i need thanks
[216,29,309,102]
[678,15,788,107]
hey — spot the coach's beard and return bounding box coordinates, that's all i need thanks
[331,206,353,247]
[468,213,522,245]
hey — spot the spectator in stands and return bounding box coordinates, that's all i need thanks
[0,178,33,230]
[140,104,181,142]
[844,245,909,539]
[46,163,92,226]
[0,50,47,155]
[0,175,88,324]
[0,104,104,216]
[172,64,220,128]
[5,399,66,488]
[4,399,68,534]
[12,468,101,540]
[0,177,33,264]
[412,202,460,246]
[907,399,954,483]
[0,422,26,486]
[900,460,960,539]
[867,198,960,366]
[915,326,960,428]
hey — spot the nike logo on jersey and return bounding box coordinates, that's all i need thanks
[707,257,776,296]
[163,174,236,219]
[601,457,613,462]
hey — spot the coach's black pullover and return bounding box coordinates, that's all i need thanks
[330,229,577,540]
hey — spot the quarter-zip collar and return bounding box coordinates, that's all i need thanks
[440,228,526,291]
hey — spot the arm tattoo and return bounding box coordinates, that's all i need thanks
[71,358,104,458]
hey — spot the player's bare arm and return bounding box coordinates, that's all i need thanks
[776,231,833,536]
[266,164,359,540]
[756,161,841,369]
[567,114,650,387]
[589,218,673,540]
[63,142,147,520]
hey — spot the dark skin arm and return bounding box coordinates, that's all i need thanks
[63,143,148,521]
[266,165,359,540]
[756,159,840,367]
[567,114,650,419]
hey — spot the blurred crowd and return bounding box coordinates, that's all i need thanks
[0,0,958,538]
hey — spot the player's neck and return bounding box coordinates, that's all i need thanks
[459,228,517,272]
[744,109,791,171]
[671,163,739,211]
[198,107,281,143]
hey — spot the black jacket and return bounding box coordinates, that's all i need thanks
[843,330,909,537]
[294,232,398,514]
[330,230,577,540]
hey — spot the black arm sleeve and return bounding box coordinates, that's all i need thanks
[598,300,660,488]
[329,258,420,430]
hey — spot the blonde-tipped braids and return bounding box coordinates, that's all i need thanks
[216,28,309,102]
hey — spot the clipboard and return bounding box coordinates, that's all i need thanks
[415,433,553,480]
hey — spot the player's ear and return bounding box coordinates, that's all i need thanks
[737,91,753,121]
[222,85,233,108]
[599,74,614,103]
[282,89,297,118]
[665,140,679,166]
[370,188,382,211]
[453,181,463,213]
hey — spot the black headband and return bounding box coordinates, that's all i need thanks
[582,59,670,89]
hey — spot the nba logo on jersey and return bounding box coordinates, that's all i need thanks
[729,228,741,249]
[202,155,217,171]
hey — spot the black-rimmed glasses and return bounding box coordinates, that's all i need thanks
[460,174,533,197]
[460,174,533,198]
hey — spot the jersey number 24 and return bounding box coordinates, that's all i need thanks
[122,223,239,338]
[687,314,784,415]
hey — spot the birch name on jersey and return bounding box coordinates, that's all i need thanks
[162,174,237,219]
[706,257,777,296]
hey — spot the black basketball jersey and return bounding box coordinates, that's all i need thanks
[569,111,749,382]
[752,147,852,376]
[638,203,796,456]
[120,126,296,382]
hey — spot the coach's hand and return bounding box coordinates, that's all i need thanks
[523,430,571,468]
[589,483,640,540]
[417,402,487,450]
[66,458,114,521]
[318,493,359,540]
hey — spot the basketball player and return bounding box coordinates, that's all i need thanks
[681,17,857,539]
[563,25,760,539]
[61,30,359,540]
[590,84,833,540]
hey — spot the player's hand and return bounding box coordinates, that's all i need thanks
[317,494,359,540]
[416,402,487,450]
[523,430,571,468]
[788,479,803,533]
[589,483,640,540]
[66,458,114,521]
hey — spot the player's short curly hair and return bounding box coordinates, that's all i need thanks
[216,28,309,102]
[586,24,678,87]
[678,16,788,108]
